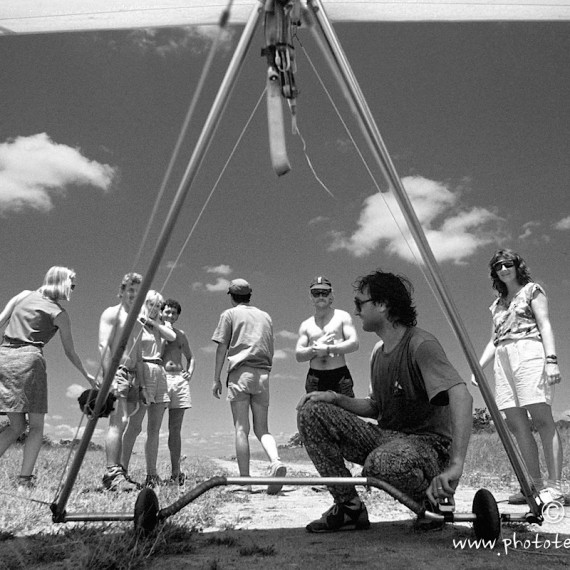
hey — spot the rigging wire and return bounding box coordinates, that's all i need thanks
[132,0,235,270]
[298,40,457,333]
[49,2,238,509]
[294,125,336,199]
[160,87,267,292]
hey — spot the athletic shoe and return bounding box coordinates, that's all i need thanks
[306,500,370,533]
[507,490,527,504]
[541,486,565,504]
[16,475,36,491]
[168,473,186,486]
[413,499,445,532]
[144,474,164,488]
[267,461,287,495]
[102,465,140,492]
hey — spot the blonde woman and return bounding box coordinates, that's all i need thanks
[0,267,94,487]
[121,290,175,487]
[475,249,563,504]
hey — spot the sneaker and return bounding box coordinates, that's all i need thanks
[508,490,531,505]
[102,465,139,492]
[413,499,445,532]
[168,473,186,486]
[144,474,164,488]
[267,461,287,495]
[541,486,565,504]
[306,500,370,533]
[16,475,36,491]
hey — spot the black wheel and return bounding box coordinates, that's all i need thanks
[134,488,159,534]
[472,488,501,542]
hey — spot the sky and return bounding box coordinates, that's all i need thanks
[1,17,570,464]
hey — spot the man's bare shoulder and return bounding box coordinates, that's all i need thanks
[100,303,124,322]
[299,315,316,330]
[173,327,190,341]
[333,308,354,322]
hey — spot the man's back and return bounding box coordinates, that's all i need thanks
[212,304,273,372]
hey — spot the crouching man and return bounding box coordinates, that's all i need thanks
[297,269,472,532]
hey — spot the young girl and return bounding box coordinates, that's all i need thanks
[121,290,175,486]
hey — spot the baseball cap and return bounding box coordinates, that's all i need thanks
[310,276,332,290]
[228,278,252,295]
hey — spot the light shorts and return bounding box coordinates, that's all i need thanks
[111,366,139,404]
[227,365,270,407]
[144,362,170,405]
[494,338,553,410]
[166,372,192,409]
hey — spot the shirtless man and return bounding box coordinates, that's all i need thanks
[99,272,148,491]
[161,299,195,485]
[295,276,359,396]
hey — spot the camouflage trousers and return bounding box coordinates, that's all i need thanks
[297,401,450,504]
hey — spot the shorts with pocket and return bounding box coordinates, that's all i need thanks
[494,338,553,409]
[227,365,270,407]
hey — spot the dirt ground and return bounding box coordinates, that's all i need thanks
[148,459,570,569]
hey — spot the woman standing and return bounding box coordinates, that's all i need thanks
[0,266,94,487]
[475,249,563,503]
[120,290,175,487]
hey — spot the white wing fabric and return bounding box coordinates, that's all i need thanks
[2,0,570,35]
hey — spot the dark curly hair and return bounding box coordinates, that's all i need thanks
[354,269,417,327]
[489,249,532,299]
[162,298,182,315]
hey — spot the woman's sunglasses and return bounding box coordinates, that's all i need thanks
[493,261,515,272]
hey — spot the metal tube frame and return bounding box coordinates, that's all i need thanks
[51,0,265,522]
[51,0,544,526]
[304,0,543,521]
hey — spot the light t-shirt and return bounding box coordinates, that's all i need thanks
[212,304,273,373]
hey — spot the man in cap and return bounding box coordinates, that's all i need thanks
[212,278,286,494]
[295,276,359,396]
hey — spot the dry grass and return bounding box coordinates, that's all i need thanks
[1,429,569,568]
[0,445,239,569]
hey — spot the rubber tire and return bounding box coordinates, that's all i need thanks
[134,488,159,534]
[472,488,501,542]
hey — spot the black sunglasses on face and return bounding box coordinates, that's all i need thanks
[311,290,331,298]
[354,298,374,311]
[493,261,515,271]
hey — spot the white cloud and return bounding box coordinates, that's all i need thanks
[273,349,288,360]
[518,220,541,240]
[206,277,231,292]
[205,264,232,275]
[554,216,570,230]
[276,330,298,340]
[122,26,235,57]
[66,383,86,400]
[308,215,329,226]
[329,176,501,264]
[0,133,115,214]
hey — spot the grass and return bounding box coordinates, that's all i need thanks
[1,430,569,567]
[0,445,242,568]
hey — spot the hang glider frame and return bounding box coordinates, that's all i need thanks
[50,0,547,525]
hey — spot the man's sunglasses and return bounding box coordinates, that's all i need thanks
[354,298,374,312]
[311,290,331,298]
[493,261,515,272]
